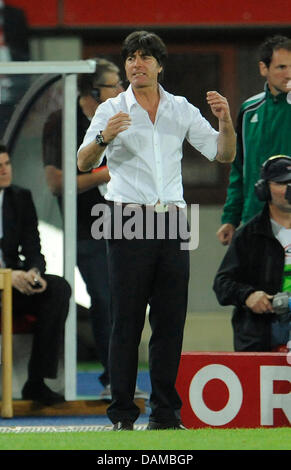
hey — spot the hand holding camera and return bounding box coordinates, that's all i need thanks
[32,278,42,289]
[12,269,47,295]
[246,290,291,322]
[272,291,291,322]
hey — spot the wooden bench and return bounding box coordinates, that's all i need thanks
[0,269,38,418]
[0,269,13,418]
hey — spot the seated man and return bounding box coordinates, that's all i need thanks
[0,144,71,405]
[213,155,291,352]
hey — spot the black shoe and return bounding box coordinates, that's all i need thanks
[22,381,65,406]
[147,421,187,430]
[113,421,134,431]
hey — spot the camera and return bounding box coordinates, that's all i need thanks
[285,184,291,204]
[32,278,42,289]
[272,292,291,321]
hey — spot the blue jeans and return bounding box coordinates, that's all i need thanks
[271,319,291,347]
[77,239,111,387]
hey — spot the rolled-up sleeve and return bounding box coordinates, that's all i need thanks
[77,101,111,165]
[186,103,219,161]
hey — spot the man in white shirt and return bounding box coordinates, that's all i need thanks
[78,30,236,431]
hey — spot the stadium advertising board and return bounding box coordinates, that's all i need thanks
[176,352,291,428]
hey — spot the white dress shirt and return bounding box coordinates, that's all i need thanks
[78,84,219,207]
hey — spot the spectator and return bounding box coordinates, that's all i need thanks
[214,155,291,352]
[217,35,291,245]
[0,143,71,405]
[0,0,30,137]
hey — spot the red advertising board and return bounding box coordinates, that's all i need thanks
[176,352,291,428]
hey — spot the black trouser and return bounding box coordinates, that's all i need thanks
[12,274,71,380]
[106,207,190,424]
[77,239,111,387]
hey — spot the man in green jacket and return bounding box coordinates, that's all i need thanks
[217,35,291,245]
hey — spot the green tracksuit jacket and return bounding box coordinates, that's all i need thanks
[221,84,291,227]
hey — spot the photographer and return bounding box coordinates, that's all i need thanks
[213,155,291,352]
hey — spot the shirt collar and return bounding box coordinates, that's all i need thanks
[125,83,169,111]
[124,85,137,110]
[264,82,287,103]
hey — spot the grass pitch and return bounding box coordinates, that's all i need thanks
[0,427,290,450]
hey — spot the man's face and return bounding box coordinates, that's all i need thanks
[125,50,162,89]
[80,71,123,119]
[259,48,291,95]
[0,152,12,189]
[269,180,291,212]
[98,71,124,103]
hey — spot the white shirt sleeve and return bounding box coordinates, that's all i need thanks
[77,101,111,166]
[185,102,219,161]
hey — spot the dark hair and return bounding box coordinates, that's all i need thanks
[121,30,168,80]
[0,143,8,154]
[259,35,291,67]
[77,58,120,96]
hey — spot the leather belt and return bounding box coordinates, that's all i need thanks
[107,201,177,213]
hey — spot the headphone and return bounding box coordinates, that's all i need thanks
[78,57,102,102]
[90,58,101,102]
[254,155,291,201]
[90,87,101,102]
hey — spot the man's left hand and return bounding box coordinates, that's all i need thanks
[206,91,231,122]
[25,269,47,295]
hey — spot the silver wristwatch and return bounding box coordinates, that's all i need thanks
[95,131,108,147]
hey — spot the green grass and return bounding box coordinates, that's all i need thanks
[2,364,287,452]
[0,428,290,450]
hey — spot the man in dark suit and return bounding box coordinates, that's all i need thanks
[0,143,71,405]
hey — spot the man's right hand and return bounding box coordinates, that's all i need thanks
[216,223,235,245]
[102,111,131,144]
[12,270,46,296]
[245,291,274,314]
[78,112,131,172]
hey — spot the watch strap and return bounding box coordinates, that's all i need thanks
[96,131,108,147]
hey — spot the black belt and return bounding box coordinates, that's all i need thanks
[107,201,179,213]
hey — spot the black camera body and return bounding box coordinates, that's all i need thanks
[32,279,42,289]
[272,292,291,322]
